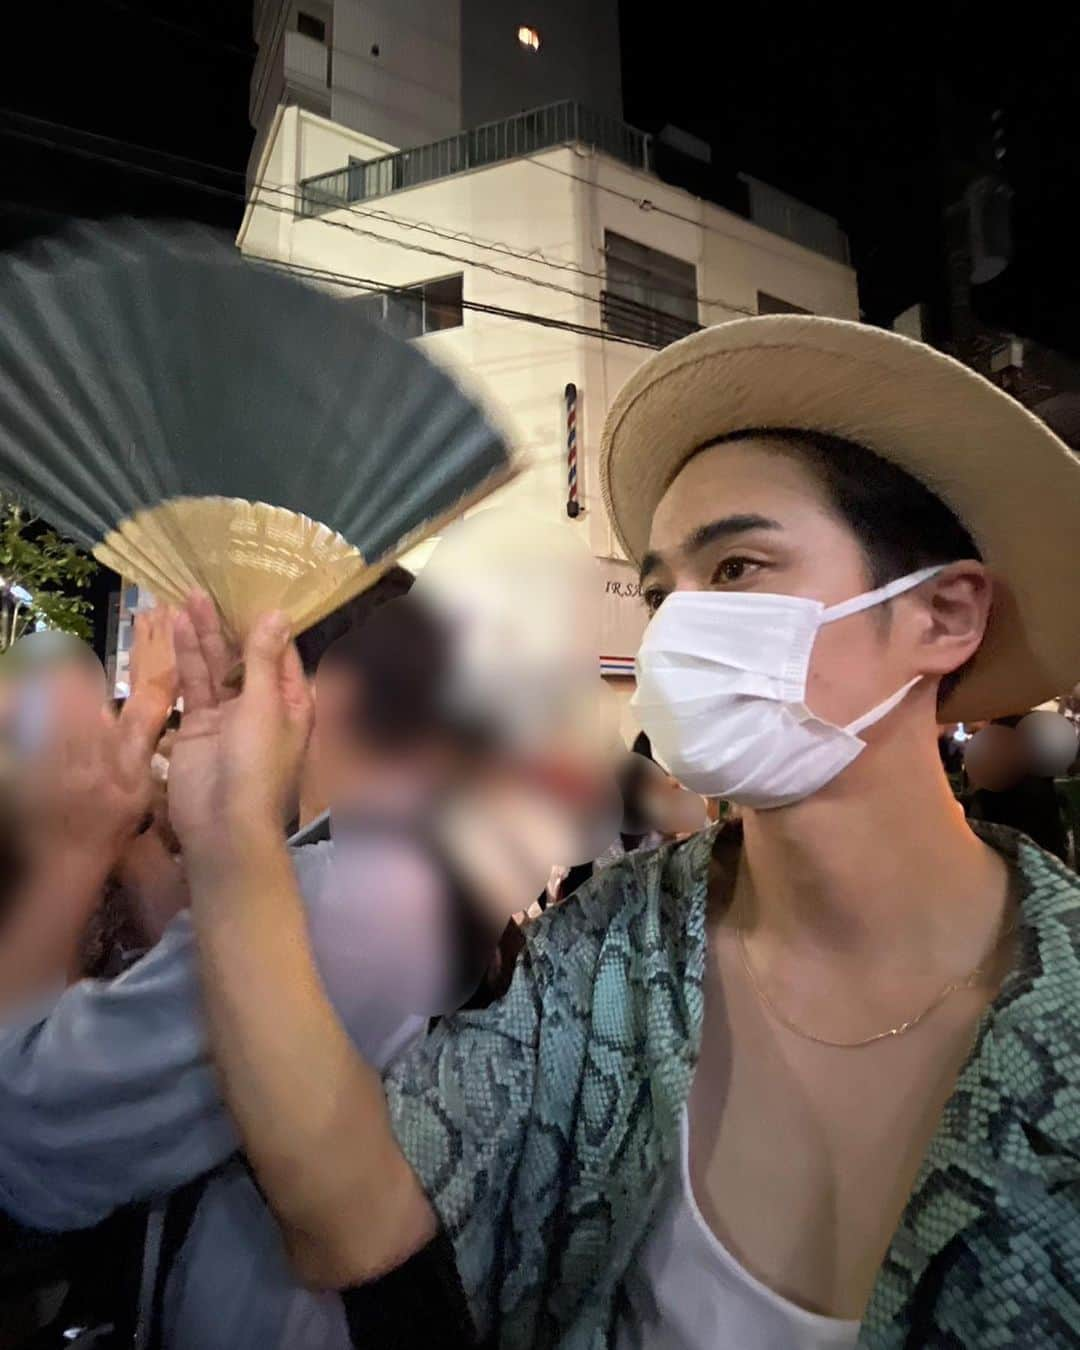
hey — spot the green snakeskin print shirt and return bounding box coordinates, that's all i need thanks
[385,823,1080,1347]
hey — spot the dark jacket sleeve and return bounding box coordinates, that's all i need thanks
[340,1227,479,1348]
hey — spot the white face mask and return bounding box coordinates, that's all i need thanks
[632,566,943,808]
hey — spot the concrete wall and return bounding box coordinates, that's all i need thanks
[252,0,623,171]
[330,0,462,150]
[460,0,622,128]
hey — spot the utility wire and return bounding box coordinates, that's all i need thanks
[0,123,657,351]
[0,108,756,315]
[0,109,246,181]
[250,254,656,349]
[97,0,255,59]
[529,151,851,269]
[1,121,614,310]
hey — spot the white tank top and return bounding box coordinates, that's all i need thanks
[617,1111,862,1350]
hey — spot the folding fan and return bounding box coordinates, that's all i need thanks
[0,220,513,642]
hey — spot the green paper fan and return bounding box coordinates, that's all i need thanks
[0,220,514,641]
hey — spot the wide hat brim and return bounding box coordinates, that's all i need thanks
[600,315,1080,722]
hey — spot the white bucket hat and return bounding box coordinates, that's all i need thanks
[600,315,1080,722]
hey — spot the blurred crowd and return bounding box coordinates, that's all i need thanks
[0,518,706,1349]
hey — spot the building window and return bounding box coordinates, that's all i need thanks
[359,274,464,338]
[422,274,465,331]
[602,231,699,349]
[757,291,811,315]
[297,11,326,42]
[517,26,541,51]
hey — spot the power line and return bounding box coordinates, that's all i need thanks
[282,179,753,314]
[97,0,255,59]
[0,123,656,352]
[0,108,755,316]
[0,110,245,181]
[1,117,734,324]
[1,120,613,310]
[0,124,240,203]
[529,151,850,271]
[250,255,655,349]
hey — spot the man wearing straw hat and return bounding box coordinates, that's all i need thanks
[26,317,1080,1344]
[167,314,1080,1347]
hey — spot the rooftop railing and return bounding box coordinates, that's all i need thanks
[299,101,653,216]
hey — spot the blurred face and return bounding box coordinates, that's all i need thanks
[5,655,106,761]
[643,438,922,731]
[309,661,474,813]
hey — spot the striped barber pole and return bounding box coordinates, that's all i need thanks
[565,382,580,518]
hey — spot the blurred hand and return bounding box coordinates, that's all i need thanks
[126,605,179,733]
[21,614,174,868]
[169,595,312,855]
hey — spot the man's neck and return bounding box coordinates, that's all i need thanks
[735,705,1011,975]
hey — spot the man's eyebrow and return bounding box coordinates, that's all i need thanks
[640,514,781,582]
[684,515,782,554]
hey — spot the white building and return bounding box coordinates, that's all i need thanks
[239,101,859,734]
[249,0,621,182]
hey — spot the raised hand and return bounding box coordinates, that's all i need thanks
[21,612,174,868]
[124,605,179,739]
[0,619,176,1001]
[169,595,313,856]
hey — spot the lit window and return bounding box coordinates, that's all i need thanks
[517,25,540,51]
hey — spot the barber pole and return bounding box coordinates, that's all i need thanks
[565,382,580,518]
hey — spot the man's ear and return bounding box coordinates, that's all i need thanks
[915,562,992,679]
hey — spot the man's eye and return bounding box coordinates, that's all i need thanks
[713,557,758,585]
[643,587,667,614]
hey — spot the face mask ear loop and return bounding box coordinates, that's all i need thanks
[845,675,923,737]
[820,564,946,626]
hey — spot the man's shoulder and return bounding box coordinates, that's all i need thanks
[978,824,1080,1153]
[523,827,717,980]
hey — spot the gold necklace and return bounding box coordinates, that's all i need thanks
[735,911,1017,1050]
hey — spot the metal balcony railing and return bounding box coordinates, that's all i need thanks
[299,101,653,216]
[600,290,701,349]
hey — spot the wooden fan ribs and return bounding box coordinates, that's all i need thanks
[98,496,368,644]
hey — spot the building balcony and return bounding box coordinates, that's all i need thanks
[299,100,652,216]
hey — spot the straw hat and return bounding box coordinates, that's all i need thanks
[600,315,1080,722]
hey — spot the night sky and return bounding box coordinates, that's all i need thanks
[620,5,1080,353]
[2,0,253,247]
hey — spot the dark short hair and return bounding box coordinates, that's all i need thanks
[319,594,463,752]
[711,429,983,701]
[295,565,415,675]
